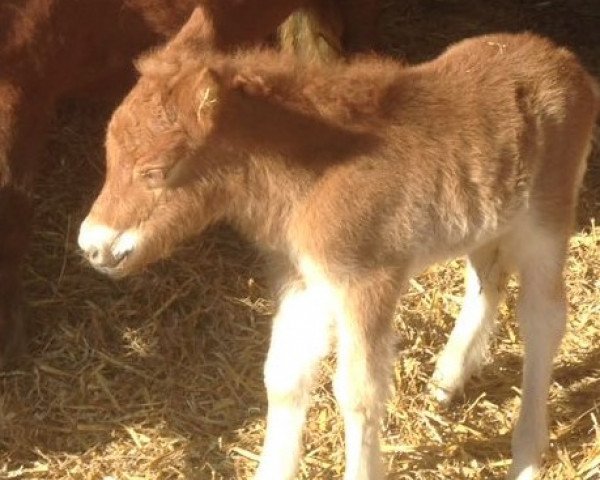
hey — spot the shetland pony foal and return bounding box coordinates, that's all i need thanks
[79,33,598,479]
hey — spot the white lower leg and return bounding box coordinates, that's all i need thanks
[335,375,386,480]
[256,403,308,480]
[255,283,333,480]
[334,314,393,480]
[508,280,566,480]
[342,411,383,480]
[432,247,507,403]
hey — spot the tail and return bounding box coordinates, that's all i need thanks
[278,0,343,63]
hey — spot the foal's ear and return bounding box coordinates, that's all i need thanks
[135,48,185,91]
[194,68,223,124]
[167,6,216,50]
[136,48,176,78]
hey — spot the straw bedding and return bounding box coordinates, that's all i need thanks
[1,0,599,478]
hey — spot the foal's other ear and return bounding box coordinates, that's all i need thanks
[167,6,216,50]
[231,72,271,97]
[203,62,270,98]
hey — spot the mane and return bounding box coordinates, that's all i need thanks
[221,49,404,127]
[137,44,404,129]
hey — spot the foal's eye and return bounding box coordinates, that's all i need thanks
[139,168,167,188]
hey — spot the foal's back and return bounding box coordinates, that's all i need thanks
[296,33,598,269]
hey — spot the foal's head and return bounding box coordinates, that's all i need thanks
[78,48,233,276]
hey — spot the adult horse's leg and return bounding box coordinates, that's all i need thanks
[0,0,179,365]
[0,82,54,365]
[0,187,33,363]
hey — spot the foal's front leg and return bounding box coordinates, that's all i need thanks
[255,281,334,480]
[333,271,398,480]
[507,228,569,480]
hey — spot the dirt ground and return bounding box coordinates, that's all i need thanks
[1,0,599,479]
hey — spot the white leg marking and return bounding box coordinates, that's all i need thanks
[254,281,334,480]
[331,277,395,480]
[507,225,567,480]
[335,325,390,480]
[432,244,508,404]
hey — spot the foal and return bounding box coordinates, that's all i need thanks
[78,33,598,479]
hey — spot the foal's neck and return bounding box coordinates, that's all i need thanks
[218,149,312,252]
[203,52,396,250]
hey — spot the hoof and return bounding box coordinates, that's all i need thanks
[507,463,538,480]
[429,383,455,406]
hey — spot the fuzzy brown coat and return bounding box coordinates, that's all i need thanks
[80,32,599,479]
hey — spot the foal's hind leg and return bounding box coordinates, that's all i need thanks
[507,225,569,480]
[255,280,333,480]
[431,241,509,404]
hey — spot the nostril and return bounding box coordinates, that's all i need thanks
[113,249,129,264]
[87,246,100,262]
